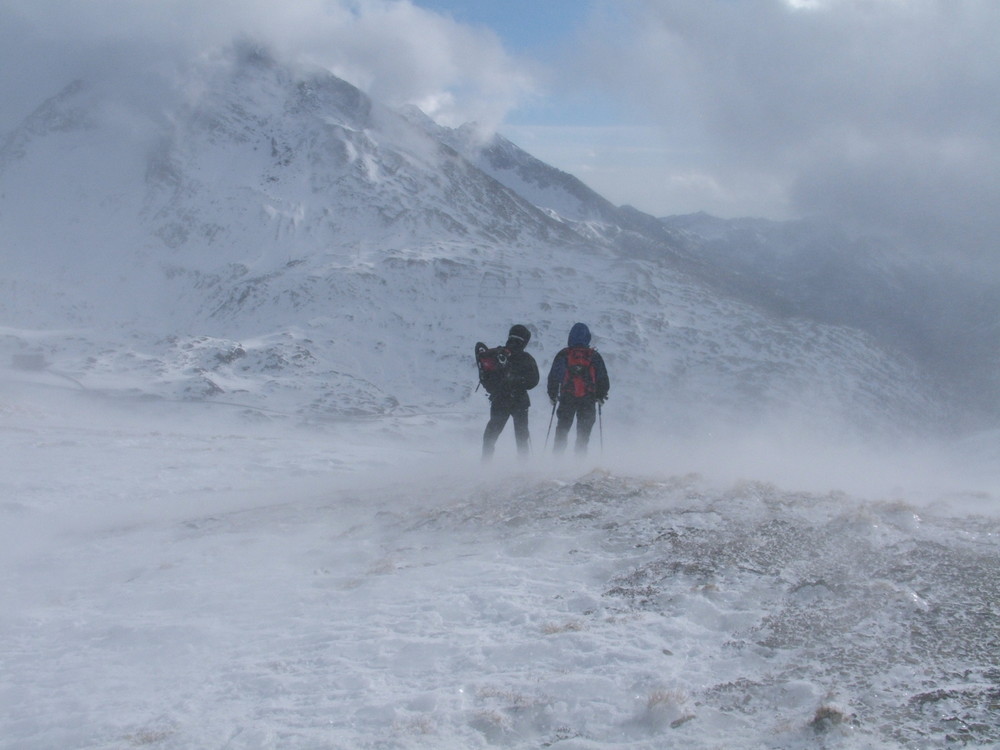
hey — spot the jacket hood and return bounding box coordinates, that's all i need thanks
[568,322,591,347]
[506,324,531,350]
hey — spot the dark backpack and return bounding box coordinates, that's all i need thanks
[563,346,597,398]
[475,341,510,394]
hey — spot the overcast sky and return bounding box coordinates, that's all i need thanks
[2,0,999,263]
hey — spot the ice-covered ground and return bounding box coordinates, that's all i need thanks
[2,374,999,749]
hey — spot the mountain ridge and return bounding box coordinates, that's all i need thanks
[0,43,964,436]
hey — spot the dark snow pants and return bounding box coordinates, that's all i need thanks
[482,402,530,460]
[553,398,597,456]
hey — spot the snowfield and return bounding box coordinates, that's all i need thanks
[3,376,998,749]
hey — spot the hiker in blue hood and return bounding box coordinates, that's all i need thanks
[481,324,540,460]
[546,323,610,456]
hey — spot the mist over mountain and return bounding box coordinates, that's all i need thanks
[0,41,988,438]
[661,212,1000,427]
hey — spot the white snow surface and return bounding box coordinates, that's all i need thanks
[2,375,999,749]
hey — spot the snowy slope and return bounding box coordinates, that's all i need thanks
[0,43,950,437]
[1,383,998,749]
[661,213,1000,425]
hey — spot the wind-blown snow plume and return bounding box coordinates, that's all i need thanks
[1,385,997,747]
[0,0,535,135]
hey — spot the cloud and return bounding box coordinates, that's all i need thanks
[0,0,536,134]
[575,0,1000,260]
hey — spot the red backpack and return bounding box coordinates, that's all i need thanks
[563,346,596,398]
[475,341,510,394]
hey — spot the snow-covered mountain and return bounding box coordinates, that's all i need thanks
[0,41,957,436]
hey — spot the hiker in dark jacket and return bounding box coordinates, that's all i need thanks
[482,324,540,460]
[547,322,610,456]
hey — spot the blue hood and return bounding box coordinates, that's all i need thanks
[568,322,591,347]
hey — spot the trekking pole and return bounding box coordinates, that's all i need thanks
[544,400,557,450]
[598,400,604,455]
